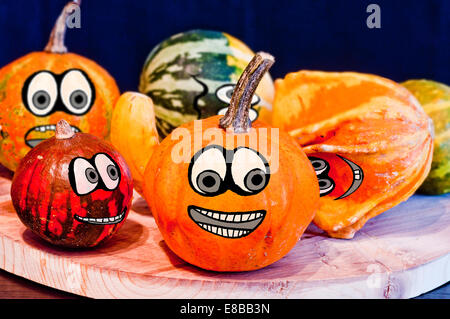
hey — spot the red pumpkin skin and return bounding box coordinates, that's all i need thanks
[11,131,133,248]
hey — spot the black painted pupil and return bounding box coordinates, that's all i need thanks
[244,169,266,192]
[252,174,263,185]
[32,90,50,109]
[203,175,215,187]
[107,165,119,180]
[197,171,221,193]
[70,90,88,109]
[312,160,326,170]
[85,168,98,184]
[318,178,333,189]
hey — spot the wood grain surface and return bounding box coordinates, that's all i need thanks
[0,166,449,299]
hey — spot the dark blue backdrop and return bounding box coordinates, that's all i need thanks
[0,0,448,92]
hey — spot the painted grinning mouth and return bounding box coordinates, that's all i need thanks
[24,124,81,148]
[74,207,127,225]
[188,205,266,238]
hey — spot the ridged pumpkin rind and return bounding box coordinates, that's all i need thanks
[273,71,434,238]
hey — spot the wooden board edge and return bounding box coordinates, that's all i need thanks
[1,231,448,299]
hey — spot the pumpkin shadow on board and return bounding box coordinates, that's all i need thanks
[21,218,148,255]
[157,238,315,279]
[0,164,13,180]
[131,193,153,217]
[158,240,191,269]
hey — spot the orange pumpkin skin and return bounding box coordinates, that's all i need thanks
[273,71,434,238]
[0,51,120,171]
[143,116,319,271]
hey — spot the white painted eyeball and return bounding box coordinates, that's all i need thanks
[94,153,121,191]
[25,71,58,116]
[231,148,269,194]
[70,158,99,195]
[189,146,227,195]
[318,178,334,195]
[60,69,93,115]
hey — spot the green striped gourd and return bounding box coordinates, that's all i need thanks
[139,29,275,137]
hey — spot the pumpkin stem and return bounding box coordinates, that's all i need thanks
[55,120,75,139]
[219,52,274,133]
[44,0,81,54]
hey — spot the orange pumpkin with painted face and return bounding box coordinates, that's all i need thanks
[0,1,119,171]
[143,53,319,271]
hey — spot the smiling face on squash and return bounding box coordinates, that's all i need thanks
[187,144,270,239]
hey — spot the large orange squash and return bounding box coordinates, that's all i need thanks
[143,53,319,271]
[0,1,119,171]
[273,71,434,239]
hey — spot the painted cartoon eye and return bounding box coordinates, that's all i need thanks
[60,69,94,115]
[189,145,227,195]
[310,158,328,175]
[70,158,99,195]
[94,153,121,191]
[231,148,270,194]
[217,106,259,122]
[24,71,58,116]
[318,178,335,196]
[215,84,260,105]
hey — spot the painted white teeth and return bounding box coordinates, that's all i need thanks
[195,209,264,223]
[191,207,265,238]
[196,223,250,238]
[75,211,125,225]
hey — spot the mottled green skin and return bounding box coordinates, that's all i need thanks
[403,79,450,194]
[139,30,250,137]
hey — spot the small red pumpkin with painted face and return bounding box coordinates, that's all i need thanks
[11,120,133,248]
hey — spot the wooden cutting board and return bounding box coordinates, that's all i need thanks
[0,166,448,299]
